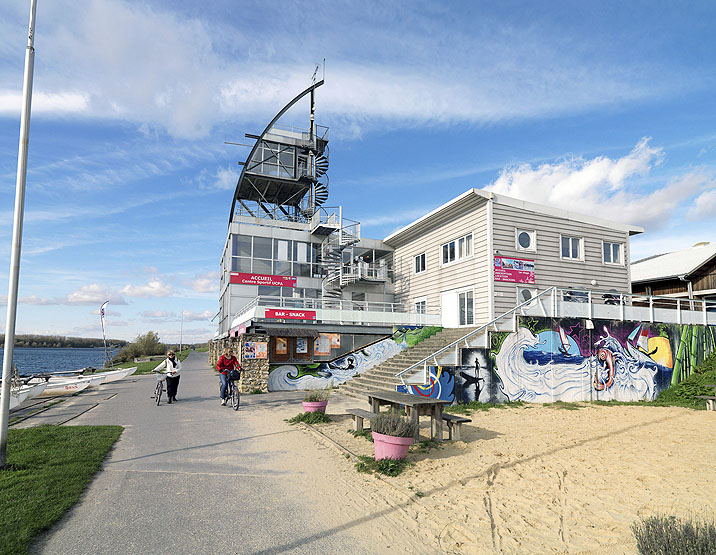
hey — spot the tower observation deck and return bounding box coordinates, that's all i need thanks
[229,80,329,224]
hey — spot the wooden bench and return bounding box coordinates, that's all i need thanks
[442,413,472,441]
[347,408,375,431]
[695,396,716,411]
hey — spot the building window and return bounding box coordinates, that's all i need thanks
[414,252,426,274]
[458,290,473,325]
[603,241,623,265]
[517,287,538,307]
[442,233,472,266]
[414,297,427,314]
[516,229,536,252]
[560,236,583,261]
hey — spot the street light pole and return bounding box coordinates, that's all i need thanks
[0,0,38,467]
[179,310,184,354]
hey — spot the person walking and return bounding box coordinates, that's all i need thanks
[154,350,182,404]
[216,347,240,406]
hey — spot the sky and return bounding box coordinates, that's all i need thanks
[1,0,715,343]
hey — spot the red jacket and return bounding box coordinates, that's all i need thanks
[217,355,240,374]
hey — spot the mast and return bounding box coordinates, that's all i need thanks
[1,0,38,467]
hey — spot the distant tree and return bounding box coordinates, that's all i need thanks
[113,331,167,363]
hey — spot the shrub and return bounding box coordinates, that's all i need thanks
[303,380,333,402]
[112,331,167,364]
[632,514,716,554]
[371,412,418,438]
[286,411,332,425]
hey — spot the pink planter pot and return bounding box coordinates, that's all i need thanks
[372,431,414,460]
[302,400,328,413]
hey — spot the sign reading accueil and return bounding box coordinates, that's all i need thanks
[230,273,297,287]
[264,309,316,320]
[494,256,535,284]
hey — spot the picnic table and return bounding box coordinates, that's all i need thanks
[366,389,451,442]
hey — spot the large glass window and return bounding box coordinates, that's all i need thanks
[232,235,252,257]
[252,258,272,274]
[274,239,292,261]
[561,236,583,260]
[274,261,292,276]
[442,233,472,265]
[231,257,252,273]
[294,241,310,263]
[603,241,623,265]
[253,237,272,259]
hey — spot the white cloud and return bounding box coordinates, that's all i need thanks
[688,188,716,220]
[141,310,172,319]
[20,295,57,305]
[0,91,89,116]
[66,284,127,305]
[187,271,219,293]
[0,1,694,139]
[181,309,214,321]
[121,279,173,298]
[484,138,713,228]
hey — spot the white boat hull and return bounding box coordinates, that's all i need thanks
[8,382,47,410]
[98,368,131,383]
[36,379,91,397]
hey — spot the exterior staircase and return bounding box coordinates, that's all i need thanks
[336,327,479,403]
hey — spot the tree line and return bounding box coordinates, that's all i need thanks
[0,334,128,349]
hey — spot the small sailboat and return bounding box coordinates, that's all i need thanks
[9,382,47,410]
[627,325,657,356]
[557,327,571,356]
[35,378,92,397]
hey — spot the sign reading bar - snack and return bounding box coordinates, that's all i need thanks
[264,309,316,320]
[230,273,296,287]
[494,256,535,284]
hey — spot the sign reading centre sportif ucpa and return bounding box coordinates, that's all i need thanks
[230,272,297,287]
[264,309,316,320]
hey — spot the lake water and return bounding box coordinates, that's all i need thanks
[0,347,117,375]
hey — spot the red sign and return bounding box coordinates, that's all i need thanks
[230,273,296,287]
[264,309,316,320]
[494,256,535,284]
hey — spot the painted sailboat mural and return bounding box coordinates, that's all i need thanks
[557,327,572,356]
[627,324,657,356]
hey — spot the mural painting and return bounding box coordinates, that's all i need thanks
[450,318,715,404]
[397,366,455,402]
[268,326,441,391]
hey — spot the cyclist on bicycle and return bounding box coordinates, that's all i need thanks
[216,347,240,406]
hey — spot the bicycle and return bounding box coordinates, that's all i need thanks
[152,370,167,406]
[220,369,240,410]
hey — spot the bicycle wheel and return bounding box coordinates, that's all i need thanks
[155,381,162,405]
[231,382,239,410]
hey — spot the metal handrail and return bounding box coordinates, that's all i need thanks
[396,287,558,385]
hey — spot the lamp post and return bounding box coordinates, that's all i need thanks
[0,0,38,467]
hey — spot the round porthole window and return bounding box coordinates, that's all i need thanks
[519,289,533,303]
[518,231,532,249]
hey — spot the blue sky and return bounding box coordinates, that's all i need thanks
[1,0,715,343]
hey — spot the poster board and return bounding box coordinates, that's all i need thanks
[314,334,331,356]
[243,341,267,359]
[275,337,288,355]
[494,256,535,284]
[295,337,308,354]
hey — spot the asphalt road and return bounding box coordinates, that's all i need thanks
[31,351,372,554]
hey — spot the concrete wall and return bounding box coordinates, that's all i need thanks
[398,318,716,404]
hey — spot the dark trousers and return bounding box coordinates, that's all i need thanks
[166,375,180,399]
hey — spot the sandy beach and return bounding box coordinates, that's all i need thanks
[284,394,716,554]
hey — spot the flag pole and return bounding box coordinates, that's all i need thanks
[100,301,109,367]
[179,310,184,354]
[1,0,38,468]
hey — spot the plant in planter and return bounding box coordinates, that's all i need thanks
[371,412,419,461]
[301,380,333,413]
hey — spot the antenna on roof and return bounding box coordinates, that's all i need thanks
[312,64,319,84]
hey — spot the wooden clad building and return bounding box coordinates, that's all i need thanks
[385,189,644,327]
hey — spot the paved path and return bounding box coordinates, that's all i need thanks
[31,352,374,554]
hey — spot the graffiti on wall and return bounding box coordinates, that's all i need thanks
[397,366,455,402]
[268,327,441,391]
[450,318,715,404]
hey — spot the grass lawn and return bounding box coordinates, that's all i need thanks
[0,425,123,555]
[112,349,192,375]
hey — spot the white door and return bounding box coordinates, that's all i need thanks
[441,290,459,327]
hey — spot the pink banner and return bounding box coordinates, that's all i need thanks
[230,273,296,287]
[264,308,316,320]
[494,256,535,284]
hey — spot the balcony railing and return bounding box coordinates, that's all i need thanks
[230,295,440,330]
